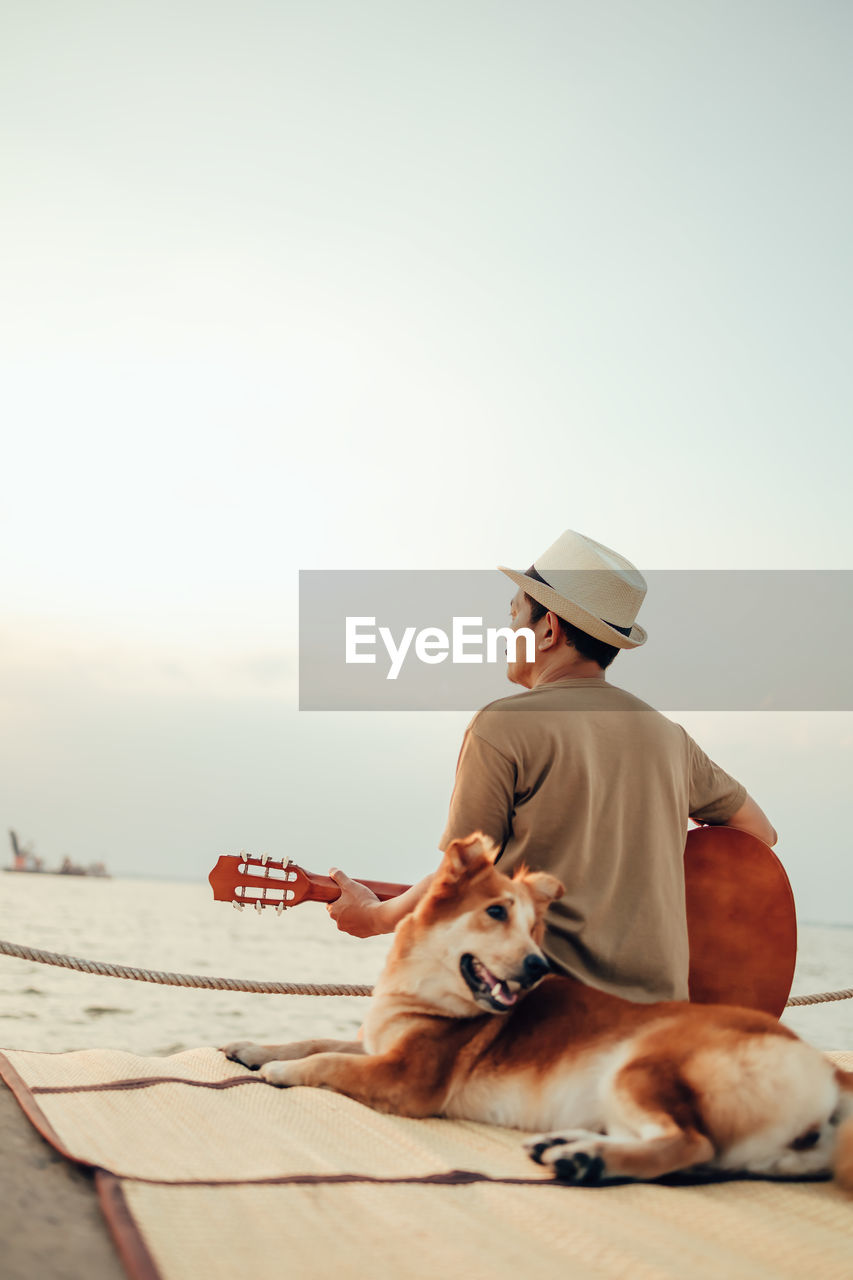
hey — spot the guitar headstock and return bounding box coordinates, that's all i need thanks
[208,853,317,913]
[209,855,409,914]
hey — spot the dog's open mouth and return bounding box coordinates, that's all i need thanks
[460,954,519,1012]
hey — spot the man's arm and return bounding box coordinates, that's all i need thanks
[327,721,514,939]
[326,869,435,937]
[715,793,778,847]
[686,732,777,846]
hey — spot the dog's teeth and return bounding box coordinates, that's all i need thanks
[491,983,502,998]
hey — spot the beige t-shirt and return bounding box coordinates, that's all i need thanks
[439,677,746,1003]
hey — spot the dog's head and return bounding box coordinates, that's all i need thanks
[396,832,564,1017]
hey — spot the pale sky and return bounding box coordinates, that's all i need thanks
[2,2,852,923]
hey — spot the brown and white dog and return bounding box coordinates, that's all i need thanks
[224,833,853,1187]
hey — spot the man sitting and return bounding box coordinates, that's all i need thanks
[326,530,776,1003]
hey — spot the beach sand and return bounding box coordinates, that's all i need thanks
[0,1080,124,1280]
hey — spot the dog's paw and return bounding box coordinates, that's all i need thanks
[524,1131,608,1185]
[551,1149,607,1185]
[524,1129,600,1163]
[258,1061,299,1087]
[220,1041,268,1070]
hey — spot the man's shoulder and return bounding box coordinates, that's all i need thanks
[469,680,684,743]
[474,679,658,717]
[467,685,548,732]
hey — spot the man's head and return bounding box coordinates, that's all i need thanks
[499,530,647,689]
[506,589,619,687]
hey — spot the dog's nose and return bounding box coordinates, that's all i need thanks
[522,954,550,985]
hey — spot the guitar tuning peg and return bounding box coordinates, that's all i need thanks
[284,857,293,869]
[260,853,270,865]
[255,900,264,913]
[276,903,285,915]
[233,901,245,912]
[239,850,249,862]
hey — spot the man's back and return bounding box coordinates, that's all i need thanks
[440,677,746,1002]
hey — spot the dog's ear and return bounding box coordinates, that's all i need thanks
[519,870,565,910]
[442,832,500,878]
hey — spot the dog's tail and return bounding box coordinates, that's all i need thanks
[832,1068,853,1191]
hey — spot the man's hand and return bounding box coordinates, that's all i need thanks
[327,868,386,938]
[325,868,437,938]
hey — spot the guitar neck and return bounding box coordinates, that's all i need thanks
[300,872,412,904]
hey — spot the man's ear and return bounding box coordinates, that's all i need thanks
[521,870,565,909]
[442,832,500,878]
[541,610,566,651]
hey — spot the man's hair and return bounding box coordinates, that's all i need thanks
[524,593,619,669]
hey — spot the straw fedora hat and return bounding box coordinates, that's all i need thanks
[499,530,648,650]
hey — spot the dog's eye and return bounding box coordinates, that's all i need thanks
[486,904,508,921]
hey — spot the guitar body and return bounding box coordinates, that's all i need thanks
[685,826,796,1016]
[210,826,798,1017]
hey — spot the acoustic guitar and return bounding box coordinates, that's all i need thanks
[208,826,797,1017]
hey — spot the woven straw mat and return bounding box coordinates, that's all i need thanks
[1,1045,852,1280]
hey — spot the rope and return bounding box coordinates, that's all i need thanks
[0,938,850,1006]
[0,940,372,997]
[785,987,853,1007]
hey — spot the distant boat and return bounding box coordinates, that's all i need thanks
[5,829,110,878]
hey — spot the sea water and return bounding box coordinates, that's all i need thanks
[0,874,850,1056]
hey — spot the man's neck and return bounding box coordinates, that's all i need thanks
[529,656,606,688]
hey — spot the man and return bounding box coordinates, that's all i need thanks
[327,530,776,1003]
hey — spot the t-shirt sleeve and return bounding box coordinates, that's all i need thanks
[687,735,747,823]
[438,723,516,853]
